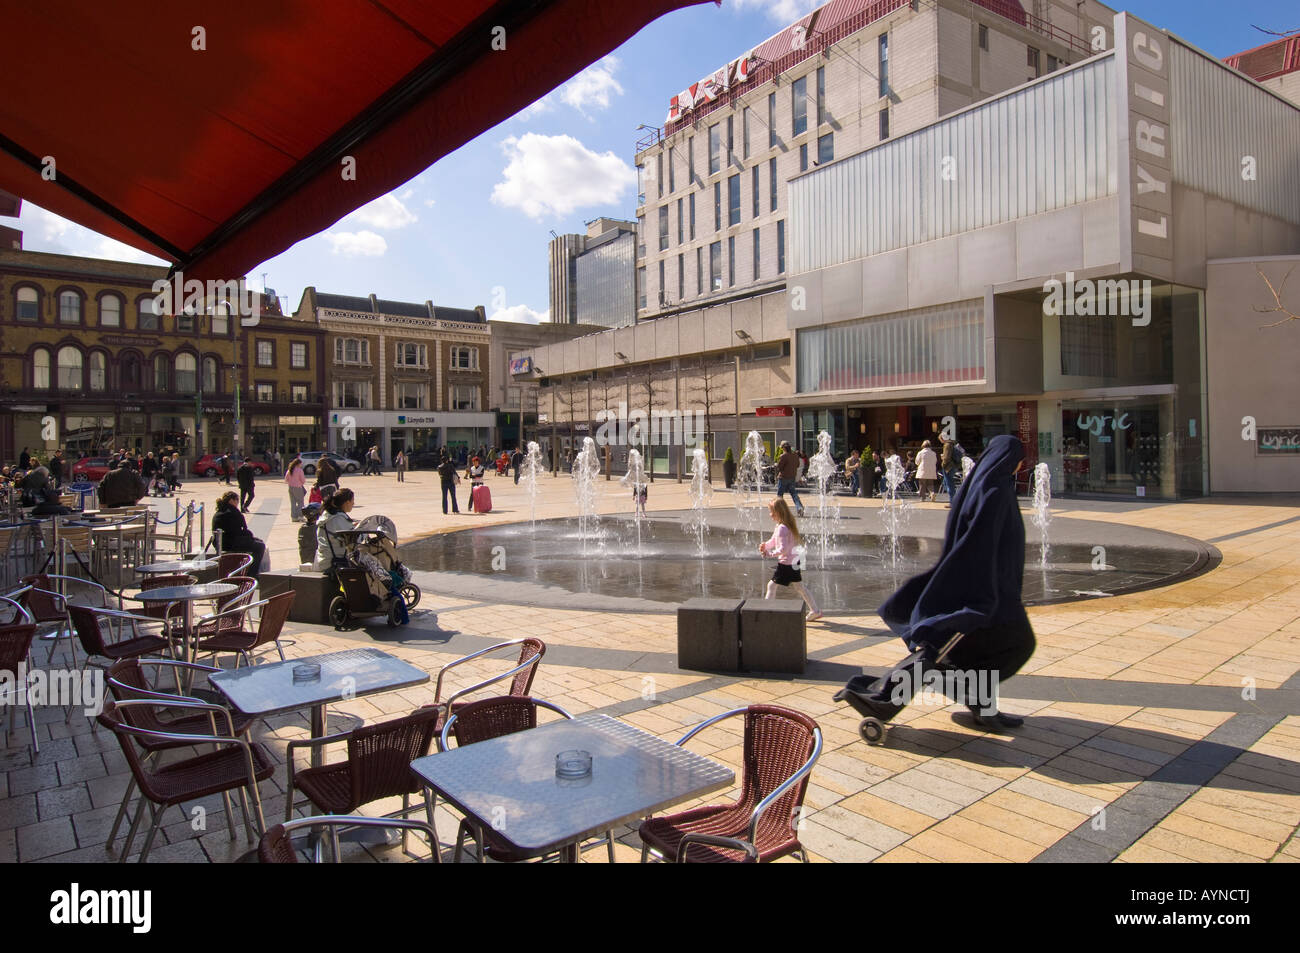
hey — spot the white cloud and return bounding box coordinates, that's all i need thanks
[18,205,167,264]
[491,134,635,219]
[322,230,387,256]
[347,192,417,230]
[559,56,624,114]
[491,304,549,324]
[732,0,820,22]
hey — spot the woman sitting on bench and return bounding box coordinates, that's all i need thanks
[211,490,267,578]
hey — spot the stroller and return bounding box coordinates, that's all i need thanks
[327,515,421,628]
[148,470,173,497]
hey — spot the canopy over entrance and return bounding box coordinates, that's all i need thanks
[0,0,706,279]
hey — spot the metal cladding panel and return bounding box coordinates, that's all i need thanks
[790,56,1117,274]
[1170,43,1300,225]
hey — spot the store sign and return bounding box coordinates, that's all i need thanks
[509,357,533,375]
[756,406,793,417]
[1119,13,1173,280]
[396,415,437,426]
[101,335,162,347]
[666,52,755,124]
[1017,401,1038,478]
[538,413,549,424]
[1258,427,1300,454]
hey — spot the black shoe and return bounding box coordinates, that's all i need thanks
[965,706,1024,729]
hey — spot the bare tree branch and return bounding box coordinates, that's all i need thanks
[1250,24,1300,37]
[1253,265,1300,328]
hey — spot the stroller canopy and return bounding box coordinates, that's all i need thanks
[354,514,398,543]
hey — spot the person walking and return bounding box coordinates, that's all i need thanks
[465,455,486,512]
[49,450,65,489]
[394,449,407,482]
[437,451,460,515]
[774,441,805,517]
[940,437,964,505]
[915,439,939,502]
[511,447,524,485]
[285,457,306,521]
[854,435,1036,730]
[316,454,341,494]
[236,458,257,512]
[758,497,822,622]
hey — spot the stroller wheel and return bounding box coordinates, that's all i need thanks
[329,597,349,629]
[399,583,420,610]
[859,718,886,745]
[386,600,401,627]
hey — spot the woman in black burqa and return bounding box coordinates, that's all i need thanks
[854,434,1036,729]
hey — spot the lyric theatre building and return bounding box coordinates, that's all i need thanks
[787,11,1300,497]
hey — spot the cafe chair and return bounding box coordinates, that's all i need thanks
[104,658,258,849]
[0,603,39,763]
[98,697,274,862]
[260,816,440,863]
[194,591,294,669]
[439,695,616,864]
[217,552,253,579]
[639,705,822,863]
[18,573,119,667]
[187,575,257,649]
[430,637,545,731]
[283,704,442,859]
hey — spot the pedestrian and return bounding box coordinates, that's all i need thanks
[465,455,486,512]
[98,459,146,507]
[796,450,807,486]
[368,445,383,476]
[436,451,460,515]
[869,451,884,496]
[212,490,267,578]
[161,453,180,491]
[859,435,1036,730]
[845,449,861,496]
[940,437,963,505]
[236,458,257,512]
[216,451,230,485]
[511,446,524,485]
[141,452,158,483]
[774,441,805,517]
[49,450,65,489]
[916,440,938,501]
[272,449,282,475]
[394,449,407,482]
[313,487,356,571]
[758,497,822,622]
[18,447,30,470]
[316,454,340,493]
[285,457,306,521]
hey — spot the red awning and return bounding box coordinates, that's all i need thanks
[0,0,707,280]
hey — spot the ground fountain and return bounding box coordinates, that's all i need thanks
[523,440,543,531]
[732,430,767,544]
[880,453,912,568]
[683,447,713,558]
[622,447,650,555]
[1031,461,1053,569]
[805,430,842,569]
[572,436,602,555]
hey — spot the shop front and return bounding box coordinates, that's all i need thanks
[329,410,495,465]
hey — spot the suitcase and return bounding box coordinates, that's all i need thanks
[471,483,492,514]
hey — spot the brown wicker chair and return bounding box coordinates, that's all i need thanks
[430,637,546,732]
[187,575,257,649]
[19,573,119,666]
[98,697,274,861]
[194,591,294,668]
[217,552,253,579]
[438,695,616,863]
[0,616,40,763]
[284,705,442,858]
[259,816,440,863]
[639,705,823,863]
[68,603,171,668]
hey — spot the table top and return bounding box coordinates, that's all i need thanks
[135,559,218,575]
[410,713,735,857]
[209,647,430,717]
[129,582,238,603]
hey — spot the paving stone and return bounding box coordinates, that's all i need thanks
[17,816,77,861]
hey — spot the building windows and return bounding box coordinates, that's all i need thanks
[743,107,751,159]
[256,382,274,402]
[450,385,480,411]
[1047,54,1059,72]
[99,294,121,327]
[792,75,807,136]
[714,181,721,231]
[32,348,50,389]
[978,24,988,51]
[678,252,685,300]
[1028,47,1040,75]
[708,123,720,175]
[668,145,675,192]
[291,341,308,369]
[175,353,197,392]
[16,286,38,322]
[658,259,666,305]
[695,247,703,296]
[203,356,218,393]
[59,290,82,325]
[138,296,159,331]
[121,353,141,391]
[879,107,889,140]
[688,136,695,181]
[689,193,696,240]
[770,157,778,211]
[728,235,736,287]
[334,338,370,365]
[638,266,647,309]
[816,66,826,126]
[677,197,684,244]
[256,340,274,367]
[768,92,777,148]
[878,33,889,97]
[154,354,169,392]
[753,228,761,280]
[777,220,786,275]
[211,306,228,336]
[450,346,479,370]
[396,342,427,368]
[291,384,309,403]
[637,214,645,258]
[334,380,371,409]
[637,163,646,205]
[89,352,107,391]
[709,241,722,292]
[726,115,734,165]
[752,166,760,217]
[800,143,808,172]
[656,153,663,198]
[57,346,83,390]
[658,205,669,251]
[395,381,427,409]
[818,132,833,164]
[728,174,741,226]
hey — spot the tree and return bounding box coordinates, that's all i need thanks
[1254,265,1300,328]
[685,357,735,464]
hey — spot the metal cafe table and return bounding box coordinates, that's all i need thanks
[127,581,239,667]
[134,558,218,577]
[410,713,735,862]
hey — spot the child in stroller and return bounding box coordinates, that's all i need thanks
[149,469,173,497]
[327,515,421,628]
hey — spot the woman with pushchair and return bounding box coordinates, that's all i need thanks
[313,487,356,571]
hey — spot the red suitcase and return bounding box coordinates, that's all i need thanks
[471,483,492,514]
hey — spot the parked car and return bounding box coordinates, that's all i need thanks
[297,451,361,477]
[405,449,442,470]
[70,456,113,481]
[192,454,271,478]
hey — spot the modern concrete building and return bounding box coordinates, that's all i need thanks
[1226,32,1300,107]
[547,218,637,327]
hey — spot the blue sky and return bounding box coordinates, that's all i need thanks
[9,0,1299,322]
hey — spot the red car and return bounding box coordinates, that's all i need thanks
[70,456,113,481]
[192,454,271,477]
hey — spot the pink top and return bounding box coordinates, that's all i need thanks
[285,468,306,488]
[760,524,797,565]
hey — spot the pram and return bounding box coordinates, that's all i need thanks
[326,515,421,628]
[148,470,173,497]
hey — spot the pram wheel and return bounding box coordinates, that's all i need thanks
[858,718,886,745]
[386,600,401,627]
[399,583,420,609]
[329,597,349,628]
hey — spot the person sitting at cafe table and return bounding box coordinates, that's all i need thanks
[212,490,267,578]
[98,459,146,508]
[31,487,72,516]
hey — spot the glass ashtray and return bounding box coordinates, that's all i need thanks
[555,750,592,780]
[292,663,321,682]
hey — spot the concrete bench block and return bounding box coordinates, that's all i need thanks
[677,597,743,672]
[739,599,807,674]
[258,570,335,625]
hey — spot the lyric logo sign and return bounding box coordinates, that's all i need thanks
[594,402,703,447]
[152,272,261,327]
[1119,13,1173,279]
[1042,272,1152,326]
[666,52,754,124]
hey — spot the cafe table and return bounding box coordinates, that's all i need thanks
[127,581,238,667]
[410,712,735,862]
[134,558,218,577]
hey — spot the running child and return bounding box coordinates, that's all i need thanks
[758,497,823,622]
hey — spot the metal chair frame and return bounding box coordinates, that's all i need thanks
[260,815,440,863]
[432,637,545,726]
